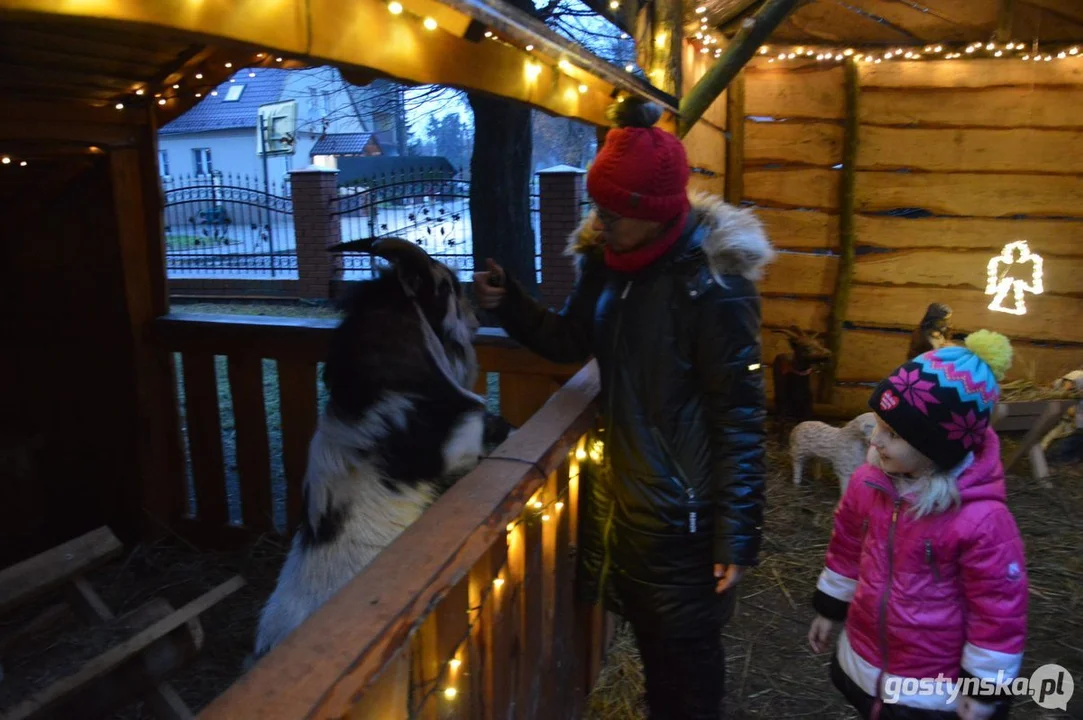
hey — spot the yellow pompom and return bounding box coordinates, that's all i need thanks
[965,329,1013,381]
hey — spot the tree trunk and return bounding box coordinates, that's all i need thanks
[467,91,537,315]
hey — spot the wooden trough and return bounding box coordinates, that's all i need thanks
[0,527,244,720]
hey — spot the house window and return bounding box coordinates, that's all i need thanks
[158,149,170,177]
[193,148,213,176]
[223,84,245,102]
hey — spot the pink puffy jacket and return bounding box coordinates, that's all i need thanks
[813,426,1028,714]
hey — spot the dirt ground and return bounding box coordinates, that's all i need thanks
[584,431,1083,720]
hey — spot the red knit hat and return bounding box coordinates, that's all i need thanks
[586,99,691,222]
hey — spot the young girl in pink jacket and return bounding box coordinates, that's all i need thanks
[809,330,1027,720]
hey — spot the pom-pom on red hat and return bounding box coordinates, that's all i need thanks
[586,99,691,223]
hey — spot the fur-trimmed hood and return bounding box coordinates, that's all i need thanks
[565,191,776,281]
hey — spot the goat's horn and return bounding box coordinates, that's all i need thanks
[329,237,434,274]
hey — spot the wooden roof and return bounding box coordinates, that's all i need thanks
[0,0,677,151]
[690,0,1083,46]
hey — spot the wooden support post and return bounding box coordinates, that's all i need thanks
[724,72,745,205]
[678,0,800,137]
[996,0,1016,42]
[818,57,859,405]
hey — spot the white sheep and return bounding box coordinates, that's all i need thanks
[252,237,486,661]
[789,412,876,494]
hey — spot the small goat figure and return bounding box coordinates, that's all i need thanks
[907,302,953,360]
[771,326,832,441]
[252,237,486,660]
[790,412,877,494]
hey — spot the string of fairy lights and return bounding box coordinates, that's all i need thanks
[750,40,1083,65]
[404,437,599,715]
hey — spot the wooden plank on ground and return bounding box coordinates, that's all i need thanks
[858,58,1083,88]
[180,352,229,528]
[856,127,1083,174]
[3,577,243,720]
[754,208,839,251]
[847,285,1083,344]
[853,215,1083,254]
[760,252,839,296]
[744,168,840,211]
[227,354,274,533]
[277,359,319,534]
[856,172,1083,218]
[835,328,1083,384]
[744,66,845,120]
[745,120,844,167]
[853,248,1083,296]
[0,527,122,615]
[860,86,1083,129]
[761,297,830,331]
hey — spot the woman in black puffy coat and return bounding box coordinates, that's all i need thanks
[474,99,773,720]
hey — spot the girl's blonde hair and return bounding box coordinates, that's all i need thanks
[868,448,974,518]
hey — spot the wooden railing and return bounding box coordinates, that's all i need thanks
[154,312,615,717]
[153,312,585,540]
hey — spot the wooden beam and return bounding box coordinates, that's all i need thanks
[678,0,800,137]
[109,111,189,539]
[996,0,1017,42]
[723,71,745,204]
[818,56,858,405]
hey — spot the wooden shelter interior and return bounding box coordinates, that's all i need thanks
[1,0,1081,716]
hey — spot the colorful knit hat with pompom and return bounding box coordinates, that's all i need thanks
[869,330,1013,470]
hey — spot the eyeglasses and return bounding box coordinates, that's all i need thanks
[590,202,622,229]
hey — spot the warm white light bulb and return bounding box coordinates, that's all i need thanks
[695,5,706,12]
[526,44,533,51]
[578,83,588,93]
[19,161,26,167]
[423,16,437,30]
[115,102,125,110]
[444,687,457,699]
[610,0,619,8]
[759,46,768,54]
[542,514,551,522]
[449,658,462,670]
[556,502,565,511]
[1071,47,1080,55]
[225,62,232,68]
[1,157,10,164]
[493,577,505,588]
[158,98,167,105]
[624,63,634,73]
[388,0,403,12]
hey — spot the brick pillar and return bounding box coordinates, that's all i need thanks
[537,165,586,310]
[290,166,342,300]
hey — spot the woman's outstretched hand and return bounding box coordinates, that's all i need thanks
[472,258,507,310]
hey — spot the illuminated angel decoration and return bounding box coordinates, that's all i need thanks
[985,241,1043,316]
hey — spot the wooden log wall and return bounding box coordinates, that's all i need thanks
[682,44,728,196]
[685,58,1083,417]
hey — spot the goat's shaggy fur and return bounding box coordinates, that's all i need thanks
[790,412,876,494]
[252,244,486,660]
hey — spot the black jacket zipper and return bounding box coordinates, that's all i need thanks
[596,280,632,598]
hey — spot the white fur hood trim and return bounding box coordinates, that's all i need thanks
[565,191,776,281]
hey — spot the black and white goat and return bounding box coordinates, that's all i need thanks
[252,238,487,659]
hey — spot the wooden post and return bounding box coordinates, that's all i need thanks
[996,0,1016,42]
[724,72,745,205]
[678,0,800,137]
[818,57,859,405]
[110,109,188,540]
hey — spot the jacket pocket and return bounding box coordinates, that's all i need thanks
[649,426,704,534]
[925,539,941,582]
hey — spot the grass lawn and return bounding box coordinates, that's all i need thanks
[165,233,232,251]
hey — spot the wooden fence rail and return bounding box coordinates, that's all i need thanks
[153,313,584,541]
[194,358,612,718]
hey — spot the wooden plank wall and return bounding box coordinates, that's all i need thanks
[682,44,727,196]
[684,58,1083,417]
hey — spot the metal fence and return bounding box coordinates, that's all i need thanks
[164,173,296,278]
[330,170,544,282]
